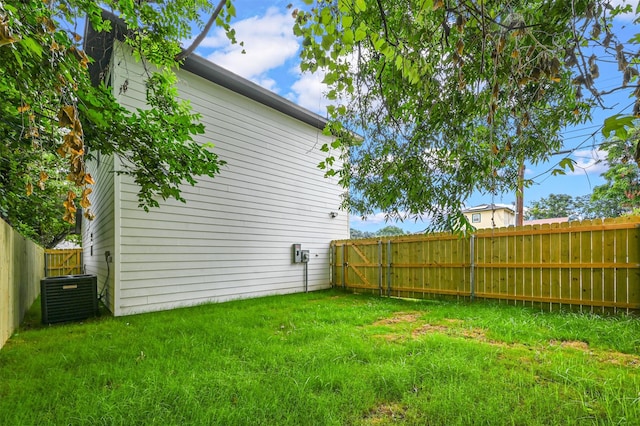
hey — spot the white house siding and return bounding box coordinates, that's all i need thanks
[82,151,116,312]
[464,207,515,229]
[108,42,348,315]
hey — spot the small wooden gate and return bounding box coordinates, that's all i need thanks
[333,240,388,295]
[44,249,83,277]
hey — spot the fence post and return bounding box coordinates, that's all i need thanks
[386,240,392,296]
[378,240,383,296]
[329,243,333,287]
[470,234,475,301]
[342,243,346,290]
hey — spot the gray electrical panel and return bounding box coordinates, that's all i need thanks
[292,244,302,263]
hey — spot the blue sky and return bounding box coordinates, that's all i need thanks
[191,0,639,233]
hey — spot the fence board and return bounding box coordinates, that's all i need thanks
[428,235,438,294]
[513,233,522,305]
[603,219,617,314]
[628,227,640,311]
[564,222,576,311]
[440,238,449,295]
[452,238,464,297]
[547,224,556,309]
[522,229,532,307]
[615,218,628,313]
[332,216,640,312]
[495,232,505,301]
[408,240,421,296]
[594,224,606,313]
[557,222,567,308]
[476,230,487,297]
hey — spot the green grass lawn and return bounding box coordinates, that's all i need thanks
[1,289,639,425]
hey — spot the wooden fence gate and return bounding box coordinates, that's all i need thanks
[44,248,83,277]
[335,240,384,294]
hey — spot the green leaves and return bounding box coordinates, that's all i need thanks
[354,22,368,41]
[343,28,354,44]
[551,157,576,176]
[526,194,577,220]
[294,0,628,232]
[1,0,229,239]
[602,114,636,139]
[19,37,43,57]
[591,126,640,215]
[342,15,354,28]
[355,0,367,12]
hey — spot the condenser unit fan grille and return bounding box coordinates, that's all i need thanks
[41,274,98,324]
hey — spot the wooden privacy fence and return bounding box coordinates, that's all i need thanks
[331,216,640,313]
[44,248,83,277]
[1,219,44,350]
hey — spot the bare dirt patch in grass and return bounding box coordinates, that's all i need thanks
[370,313,640,367]
[551,339,590,351]
[460,327,486,340]
[371,311,494,343]
[371,312,488,343]
[549,339,640,367]
[362,402,407,424]
[411,324,449,337]
[599,351,640,367]
[373,312,423,326]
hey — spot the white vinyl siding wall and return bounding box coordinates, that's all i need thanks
[83,152,116,312]
[109,42,348,315]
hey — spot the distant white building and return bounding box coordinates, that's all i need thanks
[53,240,81,250]
[462,204,516,229]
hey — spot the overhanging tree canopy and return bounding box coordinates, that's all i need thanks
[592,124,640,214]
[294,0,640,231]
[0,0,236,244]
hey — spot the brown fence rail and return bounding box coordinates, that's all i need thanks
[331,216,640,313]
[44,249,83,277]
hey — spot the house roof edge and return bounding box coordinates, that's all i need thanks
[181,54,327,130]
[84,10,328,131]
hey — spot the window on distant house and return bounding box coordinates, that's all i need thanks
[472,213,481,223]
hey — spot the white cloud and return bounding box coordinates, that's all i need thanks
[253,76,278,92]
[288,50,362,114]
[288,71,330,114]
[350,211,429,226]
[350,212,390,226]
[201,7,299,81]
[568,148,608,175]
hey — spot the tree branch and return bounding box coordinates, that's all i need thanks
[175,0,226,62]
[375,0,391,44]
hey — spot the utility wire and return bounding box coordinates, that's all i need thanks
[529,100,635,183]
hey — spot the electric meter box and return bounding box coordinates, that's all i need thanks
[292,244,302,263]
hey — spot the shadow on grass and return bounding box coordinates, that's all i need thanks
[19,296,113,331]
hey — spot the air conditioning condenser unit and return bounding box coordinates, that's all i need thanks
[41,274,99,324]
